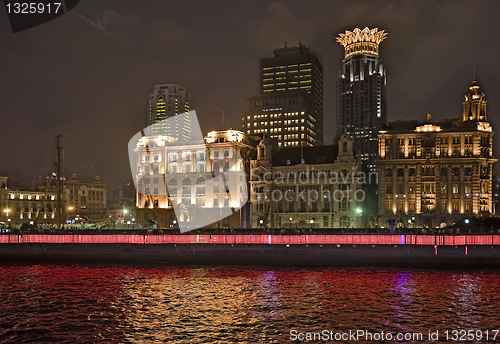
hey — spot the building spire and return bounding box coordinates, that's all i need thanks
[473,54,477,84]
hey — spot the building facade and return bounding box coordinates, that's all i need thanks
[133,129,260,229]
[250,134,366,229]
[242,42,324,146]
[377,81,496,229]
[147,84,191,138]
[63,174,108,225]
[336,27,387,172]
[242,92,317,148]
[0,176,57,229]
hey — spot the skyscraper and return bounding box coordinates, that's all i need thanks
[242,42,324,147]
[336,27,387,171]
[147,84,191,139]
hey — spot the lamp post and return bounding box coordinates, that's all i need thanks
[356,208,363,228]
[310,218,314,229]
[259,219,263,228]
[3,209,10,231]
[289,217,292,229]
[67,206,74,227]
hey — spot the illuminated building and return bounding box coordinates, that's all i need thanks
[242,42,324,146]
[133,129,260,229]
[250,134,365,228]
[0,176,57,229]
[377,80,496,228]
[63,174,108,224]
[37,173,108,225]
[147,84,191,139]
[335,27,387,172]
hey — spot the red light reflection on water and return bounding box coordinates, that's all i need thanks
[1,266,500,343]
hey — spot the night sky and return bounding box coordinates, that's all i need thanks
[1,0,500,192]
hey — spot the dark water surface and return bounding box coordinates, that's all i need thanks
[0,265,499,343]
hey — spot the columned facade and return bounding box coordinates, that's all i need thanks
[377,81,496,229]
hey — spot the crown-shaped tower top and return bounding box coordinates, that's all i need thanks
[336,27,387,58]
[462,80,487,122]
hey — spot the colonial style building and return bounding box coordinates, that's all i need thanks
[250,134,367,229]
[0,176,57,229]
[62,174,108,224]
[377,80,496,228]
[133,129,260,229]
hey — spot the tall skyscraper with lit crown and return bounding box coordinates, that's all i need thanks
[336,27,387,171]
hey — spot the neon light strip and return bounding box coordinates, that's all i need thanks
[0,235,499,245]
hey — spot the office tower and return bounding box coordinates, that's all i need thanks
[147,84,191,139]
[377,80,496,229]
[242,42,324,147]
[336,27,387,171]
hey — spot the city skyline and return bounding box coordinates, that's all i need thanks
[1,1,500,191]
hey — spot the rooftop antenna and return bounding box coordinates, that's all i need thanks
[473,54,476,82]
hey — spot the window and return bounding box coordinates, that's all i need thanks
[465,185,471,194]
[340,216,350,227]
[397,184,404,194]
[385,200,392,211]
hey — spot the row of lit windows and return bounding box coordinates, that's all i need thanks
[8,194,54,201]
[246,112,305,121]
[263,63,311,69]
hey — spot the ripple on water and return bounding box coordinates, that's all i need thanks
[0,266,500,343]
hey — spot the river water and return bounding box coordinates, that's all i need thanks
[0,265,499,343]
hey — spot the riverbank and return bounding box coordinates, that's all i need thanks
[1,241,500,268]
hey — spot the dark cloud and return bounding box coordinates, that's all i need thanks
[0,0,499,192]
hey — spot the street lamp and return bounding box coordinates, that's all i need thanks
[259,219,263,228]
[3,209,10,230]
[289,217,292,229]
[310,218,314,229]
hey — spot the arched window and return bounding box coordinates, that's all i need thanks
[182,178,191,203]
[196,177,205,196]
[196,177,205,206]
[167,178,177,198]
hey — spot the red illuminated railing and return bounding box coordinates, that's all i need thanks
[1,234,500,246]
